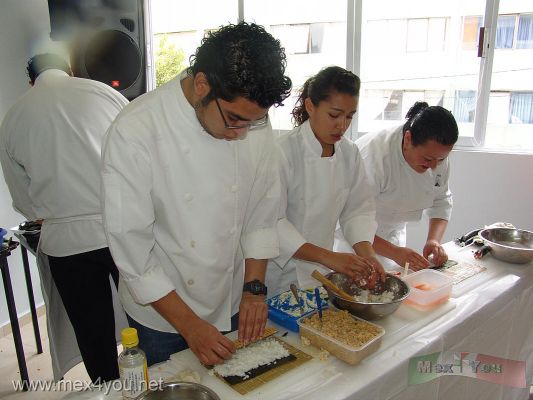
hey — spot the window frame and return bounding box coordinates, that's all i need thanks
[466,0,499,148]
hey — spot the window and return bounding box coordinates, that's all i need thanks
[270,24,310,55]
[359,2,481,139]
[510,93,533,124]
[471,13,533,50]
[310,23,326,53]
[517,14,533,49]
[454,91,476,123]
[244,0,347,131]
[462,16,482,50]
[366,19,407,54]
[149,0,533,151]
[377,90,403,121]
[370,90,445,122]
[368,17,446,54]
[150,0,237,86]
[428,18,447,52]
[407,19,428,52]
[486,6,533,149]
[495,15,515,49]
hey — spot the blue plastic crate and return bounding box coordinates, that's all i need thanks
[267,287,328,332]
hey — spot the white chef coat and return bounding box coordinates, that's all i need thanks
[0,69,129,380]
[0,69,129,256]
[354,125,453,269]
[101,72,280,333]
[265,120,377,296]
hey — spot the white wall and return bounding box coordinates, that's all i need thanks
[0,0,532,328]
[407,150,533,250]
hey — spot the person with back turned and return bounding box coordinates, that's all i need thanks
[0,53,129,382]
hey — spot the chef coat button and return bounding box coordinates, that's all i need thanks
[183,147,190,154]
[231,185,238,192]
[187,279,194,286]
[185,193,193,202]
[230,227,237,235]
[190,240,196,248]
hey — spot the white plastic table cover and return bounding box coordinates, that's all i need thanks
[59,242,533,400]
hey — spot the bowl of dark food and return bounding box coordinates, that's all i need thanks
[135,381,220,400]
[323,272,410,320]
[479,228,533,264]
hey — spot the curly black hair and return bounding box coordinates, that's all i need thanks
[188,22,292,109]
[403,101,459,146]
[27,53,71,84]
[291,66,360,126]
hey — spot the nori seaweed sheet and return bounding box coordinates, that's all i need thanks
[220,354,297,385]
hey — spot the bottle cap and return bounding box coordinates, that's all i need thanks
[121,327,139,348]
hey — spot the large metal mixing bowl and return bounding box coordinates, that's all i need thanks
[324,272,410,320]
[479,228,533,264]
[135,382,220,400]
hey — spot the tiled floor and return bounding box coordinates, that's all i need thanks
[0,313,91,399]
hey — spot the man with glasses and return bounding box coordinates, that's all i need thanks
[101,22,291,366]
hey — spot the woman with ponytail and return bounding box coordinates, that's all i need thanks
[354,101,459,271]
[265,66,385,297]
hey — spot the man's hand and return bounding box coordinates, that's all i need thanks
[360,255,387,289]
[238,292,267,346]
[394,247,430,271]
[423,239,448,266]
[179,316,235,366]
[322,252,375,282]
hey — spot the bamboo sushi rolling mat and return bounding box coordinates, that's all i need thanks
[214,337,313,395]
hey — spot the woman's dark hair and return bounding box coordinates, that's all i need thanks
[27,53,71,84]
[291,66,360,126]
[402,101,459,146]
[188,22,292,108]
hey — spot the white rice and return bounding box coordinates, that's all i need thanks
[354,289,395,303]
[213,338,290,379]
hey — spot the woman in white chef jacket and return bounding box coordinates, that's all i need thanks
[265,66,385,297]
[355,101,459,271]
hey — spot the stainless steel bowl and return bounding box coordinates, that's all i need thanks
[479,228,533,264]
[135,382,220,400]
[323,272,410,320]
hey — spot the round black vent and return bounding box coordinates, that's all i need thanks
[84,29,141,90]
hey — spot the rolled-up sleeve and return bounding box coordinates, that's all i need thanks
[101,122,174,305]
[274,218,306,269]
[341,145,378,246]
[240,126,280,260]
[425,159,453,221]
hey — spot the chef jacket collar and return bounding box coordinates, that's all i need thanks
[301,119,340,158]
[34,69,69,84]
[175,70,214,137]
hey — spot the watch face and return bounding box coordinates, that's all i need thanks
[244,280,267,295]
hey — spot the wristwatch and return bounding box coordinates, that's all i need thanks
[243,279,267,296]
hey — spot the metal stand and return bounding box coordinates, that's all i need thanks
[20,244,43,354]
[0,241,29,391]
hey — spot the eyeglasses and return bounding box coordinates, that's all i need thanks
[214,98,268,130]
